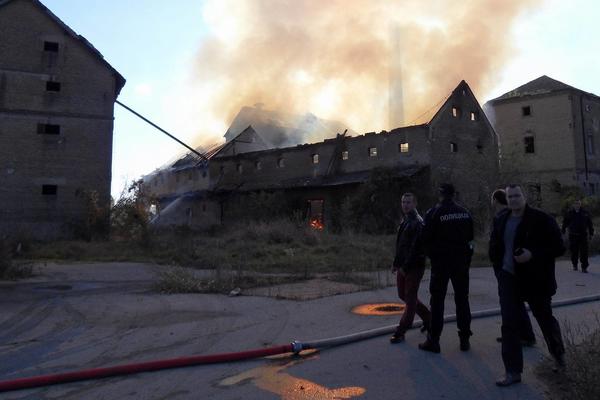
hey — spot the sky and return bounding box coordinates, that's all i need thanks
[41,0,600,199]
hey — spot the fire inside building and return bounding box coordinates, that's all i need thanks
[144,80,499,232]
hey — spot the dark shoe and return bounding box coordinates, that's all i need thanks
[496,372,522,387]
[390,332,405,344]
[552,353,566,372]
[459,336,470,351]
[418,338,440,353]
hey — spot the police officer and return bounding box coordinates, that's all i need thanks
[562,199,594,273]
[419,183,474,353]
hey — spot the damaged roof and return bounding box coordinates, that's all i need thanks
[0,0,126,95]
[215,165,427,192]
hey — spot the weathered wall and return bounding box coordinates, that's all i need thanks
[428,82,499,225]
[0,0,122,239]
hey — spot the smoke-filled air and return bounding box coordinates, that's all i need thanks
[175,0,541,148]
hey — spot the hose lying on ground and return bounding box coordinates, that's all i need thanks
[1,293,599,393]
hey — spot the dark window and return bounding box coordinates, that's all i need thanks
[450,142,458,153]
[312,154,319,164]
[255,161,262,170]
[202,171,207,178]
[399,143,409,153]
[341,150,349,160]
[452,107,461,118]
[44,41,59,52]
[46,81,61,92]
[37,124,61,134]
[368,147,377,157]
[42,184,57,195]
[524,136,535,153]
[476,144,483,153]
[470,111,478,121]
[277,158,285,168]
[587,134,595,155]
[237,164,243,173]
[522,106,531,116]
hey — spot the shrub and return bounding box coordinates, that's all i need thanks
[536,316,600,400]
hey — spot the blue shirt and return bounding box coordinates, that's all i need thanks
[503,215,522,274]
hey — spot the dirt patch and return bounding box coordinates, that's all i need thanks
[245,278,368,300]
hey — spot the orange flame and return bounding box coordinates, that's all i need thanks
[309,218,324,231]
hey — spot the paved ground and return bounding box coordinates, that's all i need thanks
[1,258,600,399]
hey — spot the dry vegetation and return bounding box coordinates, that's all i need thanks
[536,316,600,400]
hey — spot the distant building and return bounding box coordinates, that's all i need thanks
[0,0,125,239]
[485,75,600,210]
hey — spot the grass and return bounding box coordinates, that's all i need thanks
[536,315,600,400]
[153,265,306,294]
[22,219,397,274]
[0,239,34,280]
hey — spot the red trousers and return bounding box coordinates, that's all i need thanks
[396,267,431,333]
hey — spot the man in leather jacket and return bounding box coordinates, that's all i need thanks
[390,193,431,344]
[489,184,566,386]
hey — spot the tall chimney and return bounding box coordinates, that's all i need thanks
[389,24,405,129]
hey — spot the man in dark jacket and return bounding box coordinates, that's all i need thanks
[419,183,474,353]
[562,199,594,272]
[490,184,566,387]
[390,193,431,344]
[491,189,535,347]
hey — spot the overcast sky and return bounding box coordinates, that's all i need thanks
[41,0,600,199]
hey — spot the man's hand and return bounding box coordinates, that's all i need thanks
[514,248,532,263]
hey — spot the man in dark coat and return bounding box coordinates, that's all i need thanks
[491,189,535,347]
[490,184,566,387]
[419,183,474,353]
[390,193,431,344]
[562,199,594,273]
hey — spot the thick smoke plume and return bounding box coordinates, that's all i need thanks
[180,0,540,146]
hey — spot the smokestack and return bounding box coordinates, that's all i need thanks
[389,24,405,129]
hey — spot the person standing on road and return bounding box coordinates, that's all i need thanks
[489,184,566,387]
[562,199,594,273]
[491,189,536,348]
[390,193,431,344]
[419,183,474,353]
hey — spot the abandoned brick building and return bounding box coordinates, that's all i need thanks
[146,80,500,230]
[0,0,125,239]
[485,75,600,211]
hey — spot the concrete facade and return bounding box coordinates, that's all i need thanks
[0,0,125,239]
[485,76,600,211]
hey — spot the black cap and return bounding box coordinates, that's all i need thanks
[438,183,455,197]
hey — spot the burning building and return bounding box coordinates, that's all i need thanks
[147,80,499,231]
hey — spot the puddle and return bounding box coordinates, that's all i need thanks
[351,303,405,316]
[220,350,365,399]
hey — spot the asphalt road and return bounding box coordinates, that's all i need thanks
[1,259,600,399]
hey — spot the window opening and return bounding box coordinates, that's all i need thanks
[42,184,57,195]
[524,136,535,154]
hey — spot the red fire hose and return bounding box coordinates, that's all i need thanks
[0,344,294,393]
[2,293,600,393]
